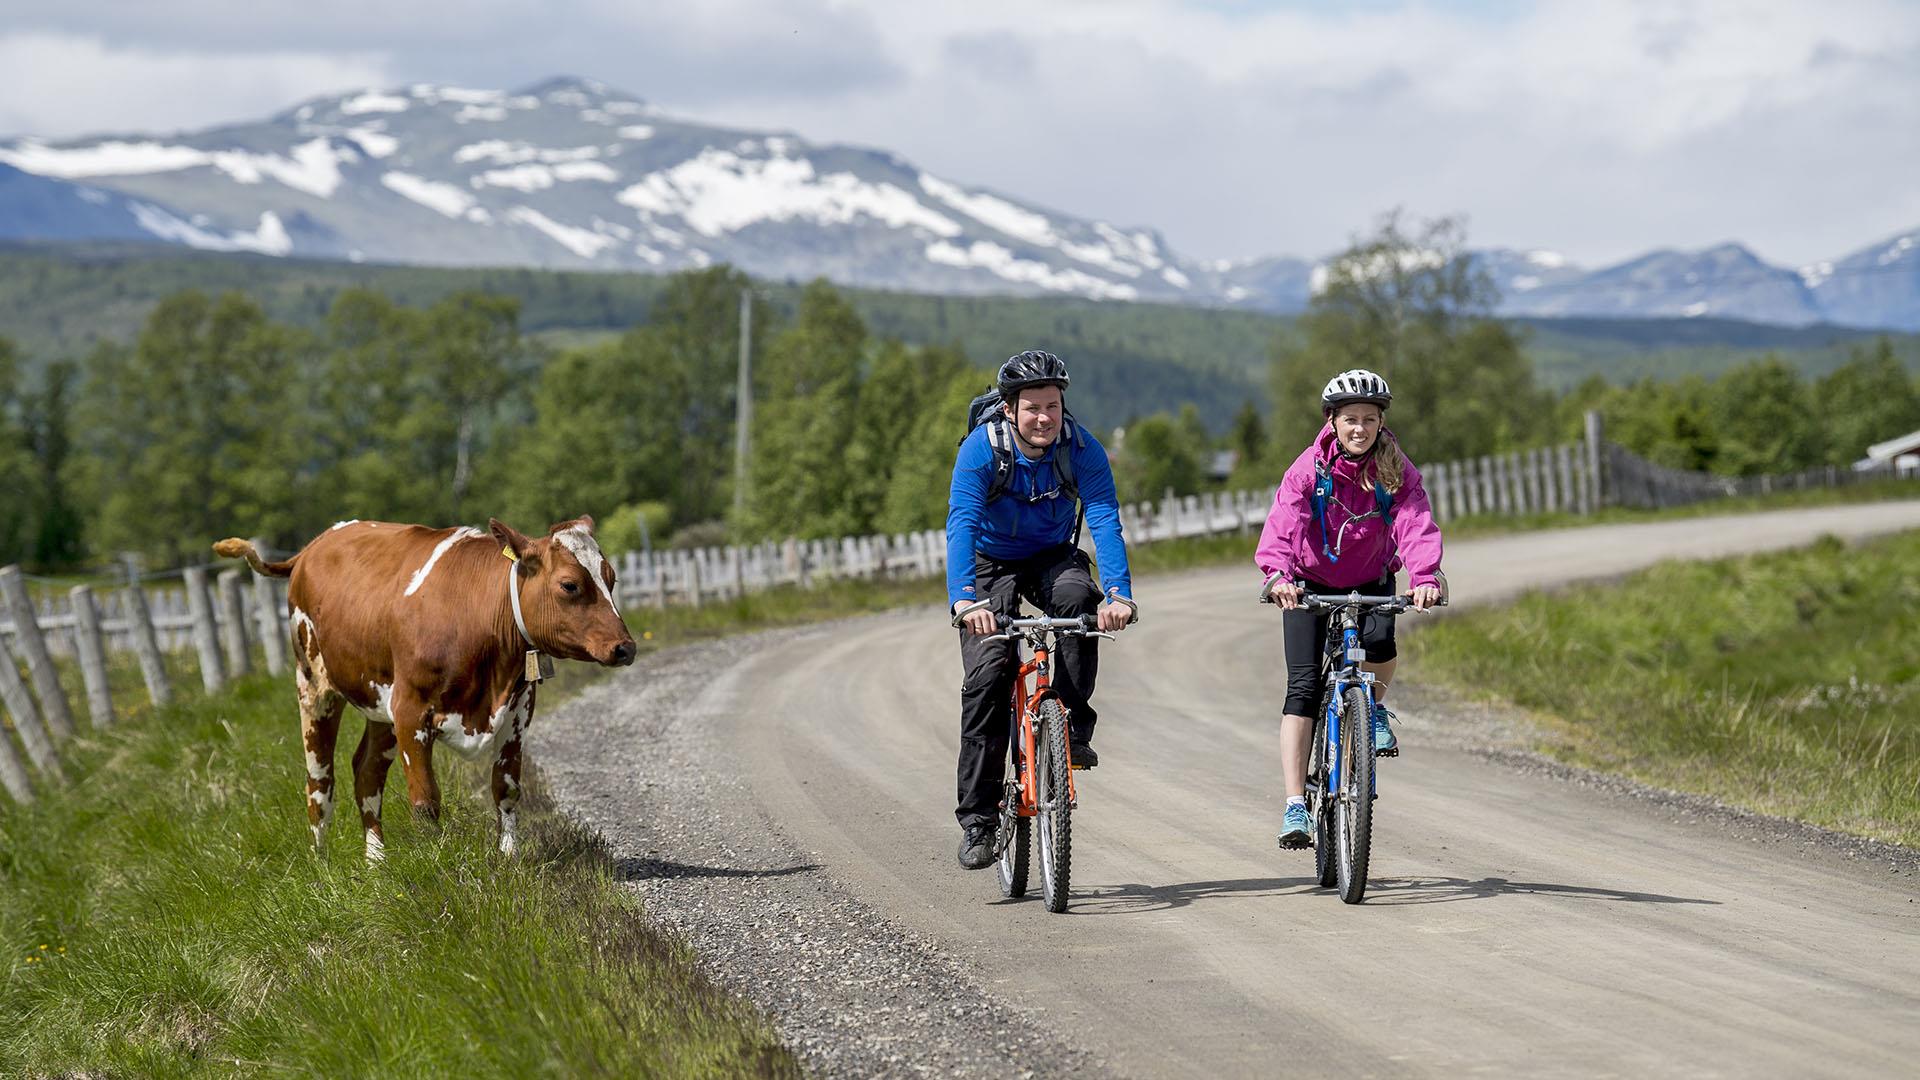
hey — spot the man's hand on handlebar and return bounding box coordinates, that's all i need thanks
[1097,587,1137,633]
[952,599,998,636]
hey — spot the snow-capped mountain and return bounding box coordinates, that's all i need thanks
[0,76,1914,330]
[0,77,1229,306]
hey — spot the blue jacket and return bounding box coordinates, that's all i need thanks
[945,422,1133,606]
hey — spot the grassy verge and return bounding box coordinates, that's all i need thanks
[1405,530,1920,847]
[1436,475,1920,540]
[1,671,797,1076]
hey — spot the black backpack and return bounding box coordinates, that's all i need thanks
[961,387,1088,543]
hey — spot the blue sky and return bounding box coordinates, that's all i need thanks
[1,0,1915,268]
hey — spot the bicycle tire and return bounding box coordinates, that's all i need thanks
[997,805,1030,898]
[1036,698,1073,913]
[1308,694,1337,887]
[1335,685,1374,904]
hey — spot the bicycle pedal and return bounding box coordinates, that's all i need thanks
[1376,746,1399,758]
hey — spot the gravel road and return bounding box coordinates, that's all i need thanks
[533,501,1920,1078]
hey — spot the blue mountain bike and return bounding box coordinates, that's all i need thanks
[1273,590,1441,904]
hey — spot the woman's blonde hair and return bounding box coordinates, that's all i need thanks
[1328,404,1407,494]
[1370,429,1406,494]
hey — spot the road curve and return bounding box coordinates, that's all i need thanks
[647,503,1920,1077]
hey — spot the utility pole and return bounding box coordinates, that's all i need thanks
[732,287,753,522]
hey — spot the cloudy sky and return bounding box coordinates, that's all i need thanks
[2,0,1916,268]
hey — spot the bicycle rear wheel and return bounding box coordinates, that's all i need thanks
[1036,698,1073,913]
[1335,685,1375,904]
[997,795,1030,898]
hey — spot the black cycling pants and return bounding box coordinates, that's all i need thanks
[1282,571,1397,717]
[955,544,1102,830]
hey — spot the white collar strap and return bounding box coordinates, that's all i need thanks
[507,560,536,648]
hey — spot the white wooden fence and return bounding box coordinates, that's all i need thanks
[1,411,1896,804]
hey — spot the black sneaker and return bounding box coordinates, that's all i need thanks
[1070,741,1098,769]
[957,823,995,870]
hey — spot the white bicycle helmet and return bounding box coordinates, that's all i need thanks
[1321,368,1392,412]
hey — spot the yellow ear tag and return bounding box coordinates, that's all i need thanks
[503,545,517,562]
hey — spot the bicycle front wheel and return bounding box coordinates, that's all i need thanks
[1335,685,1375,904]
[1309,699,1336,888]
[1036,698,1073,913]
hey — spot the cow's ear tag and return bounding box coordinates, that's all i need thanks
[503,545,518,562]
[525,650,553,682]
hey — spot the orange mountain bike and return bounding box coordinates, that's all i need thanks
[973,611,1114,913]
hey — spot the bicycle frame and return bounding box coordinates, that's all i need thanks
[1316,605,1380,802]
[1008,629,1076,817]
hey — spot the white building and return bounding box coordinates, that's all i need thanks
[1854,429,1920,475]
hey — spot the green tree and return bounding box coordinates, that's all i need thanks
[499,329,692,532]
[411,291,522,521]
[647,267,777,524]
[740,280,868,539]
[877,370,987,533]
[0,338,35,564]
[23,360,86,568]
[1269,212,1543,465]
[1111,413,1202,504]
[1712,357,1825,475]
[849,339,969,527]
[1815,337,1920,466]
[68,291,317,562]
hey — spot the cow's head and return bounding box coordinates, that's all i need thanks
[490,515,637,667]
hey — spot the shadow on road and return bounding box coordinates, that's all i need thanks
[1034,876,1323,914]
[616,857,822,881]
[1358,876,1719,906]
[1034,874,1718,913]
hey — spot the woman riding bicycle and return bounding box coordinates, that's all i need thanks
[1255,369,1445,850]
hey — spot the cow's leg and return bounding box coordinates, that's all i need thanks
[352,720,399,862]
[391,688,442,825]
[296,673,344,852]
[489,692,531,856]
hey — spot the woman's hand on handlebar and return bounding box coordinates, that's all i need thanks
[952,600,998,636]
[1410,583,1442,610]
[1264,578,1303,610]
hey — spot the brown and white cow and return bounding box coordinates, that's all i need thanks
[214,516,635,860]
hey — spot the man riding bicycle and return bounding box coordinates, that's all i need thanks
[949,350,1136,870]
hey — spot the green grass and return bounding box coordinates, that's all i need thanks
[1407,531,1920,847]
[0,661,797,1076]
[1435,475,1920,541]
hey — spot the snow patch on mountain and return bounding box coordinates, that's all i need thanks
[381,172,475,218]
[926,239,1139,301]
[341,91,409,115]
[133,205,291,255]
[506,206,617,258]
[0,137,349,198]
[617,149,961,239]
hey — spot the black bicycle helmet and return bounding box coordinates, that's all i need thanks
[1321,368,1392,413]
[997,350,1070,399]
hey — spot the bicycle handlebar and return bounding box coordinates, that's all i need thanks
[1259,589,1448,614]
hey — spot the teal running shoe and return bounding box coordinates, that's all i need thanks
[1372,702,1399,757]
[1277,803,1312,849]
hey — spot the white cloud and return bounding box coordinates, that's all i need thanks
[0,32,390,140]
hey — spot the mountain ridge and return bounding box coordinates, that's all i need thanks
[2,75,1914,330]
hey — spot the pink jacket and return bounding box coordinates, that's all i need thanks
[1254,426,1445,590]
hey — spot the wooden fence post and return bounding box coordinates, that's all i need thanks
[183,567,225,693]
[0,634,62,781]
[68,585,114,727]
[123,573,173,708]
[1583,411,1604,511]
[0,716,32,803]
[217,569,252,678]
[252,576,287,677]
[0,565,76,741]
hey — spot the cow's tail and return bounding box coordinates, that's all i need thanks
[212,537,295,578]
